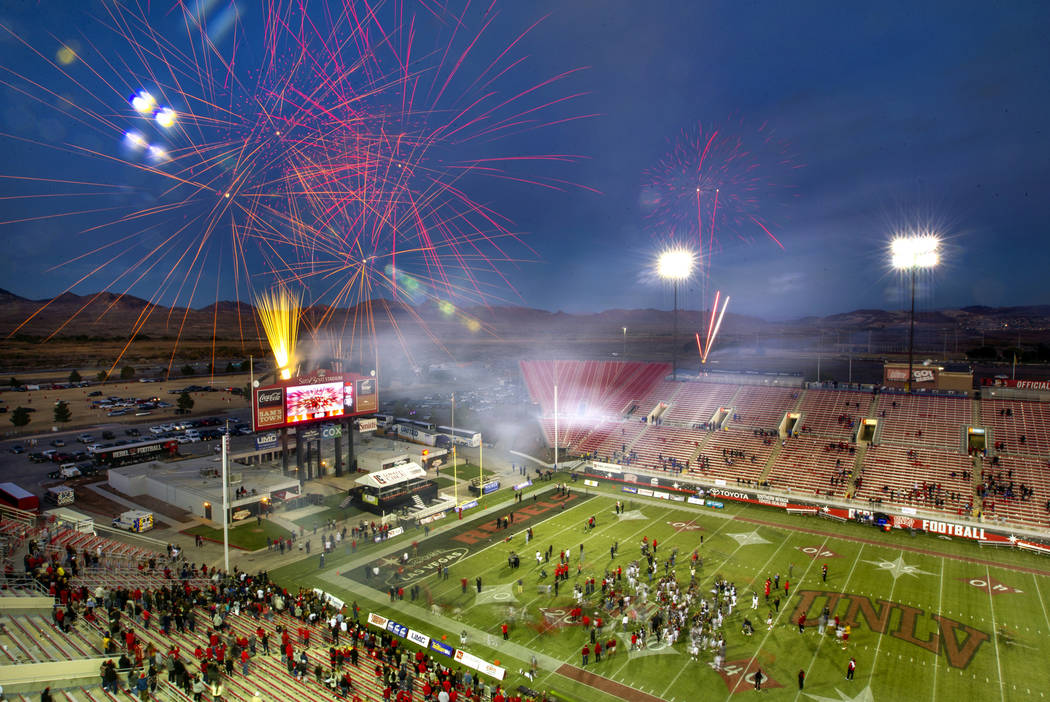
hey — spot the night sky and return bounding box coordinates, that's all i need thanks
[1,1,1047,320]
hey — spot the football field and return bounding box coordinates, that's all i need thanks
[273,482,1050,701]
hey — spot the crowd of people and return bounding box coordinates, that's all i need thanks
[21,524,549,702]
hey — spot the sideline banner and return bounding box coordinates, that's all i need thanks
[366,612,506,680]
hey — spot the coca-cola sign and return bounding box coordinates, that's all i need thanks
[257,389,283,406]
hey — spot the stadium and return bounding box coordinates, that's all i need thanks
[1,353,1049,702]
[1,1,1048,701]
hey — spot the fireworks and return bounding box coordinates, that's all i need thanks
[255,287,301,380]
[644,119,801,365]
[1,1,593,367]
[695,291,730,365]
[642,119,800,258]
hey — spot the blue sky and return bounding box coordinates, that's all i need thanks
[0,1,1047,320]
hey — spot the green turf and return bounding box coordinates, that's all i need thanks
[431,475,458,490]
[290,493,365,530]
[438,462,498,481]
[271,483,1050,701]
[183,518,292,551]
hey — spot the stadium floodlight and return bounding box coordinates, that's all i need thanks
[657,248,696,380]
[890,234,940,392]
[891,235,940,270]
[657,248,695,281]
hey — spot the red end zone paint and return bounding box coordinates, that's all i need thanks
[452,492,579,545]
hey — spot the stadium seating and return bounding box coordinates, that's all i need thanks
[695,428,775,483]
[796,390,872,440]
[979,398,1050,457]
[855,446,976,517]
[729,386,799,429]
[767,437,857,499]
[520,360,670,418]
[873,393,972,452]
[662,382,738,426]
[522,363,1050,530]
[976,454,1050,529]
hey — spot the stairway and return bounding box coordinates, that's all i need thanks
[847,444,868,499]
[412,495,426,510]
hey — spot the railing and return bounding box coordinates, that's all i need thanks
[0,574,49,596]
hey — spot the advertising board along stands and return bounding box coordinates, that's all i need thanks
[582,461,1050,556]
[367,612,506,681]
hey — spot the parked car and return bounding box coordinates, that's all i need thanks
[88,391,103,397]
[101,431,115,440]
[125,428,141,437]
[51,439,66,447]
[9,445,25,454]
[29,452,49,463]
[76,433,94,443]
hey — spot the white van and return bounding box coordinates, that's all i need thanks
[113,510,154,532]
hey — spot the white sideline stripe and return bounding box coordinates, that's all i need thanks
[985,565,1006,702]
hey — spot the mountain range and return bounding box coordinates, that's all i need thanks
[1,288,1048,342]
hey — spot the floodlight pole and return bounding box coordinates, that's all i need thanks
[249,355,254,429]
[906,267,916,393]
[221,425,230,574]
[672,280,679,381]
[553,383,559,472]
[452,393,457,507]
[622,327,627,358]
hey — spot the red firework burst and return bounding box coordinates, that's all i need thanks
[0,0,594,371]
[641,118,803,276]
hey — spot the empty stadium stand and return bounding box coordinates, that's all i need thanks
[522,361,1050,530]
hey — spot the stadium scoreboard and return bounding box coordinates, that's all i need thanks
[253,369,377,432]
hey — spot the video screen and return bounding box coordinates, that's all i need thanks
[285,381,345,423]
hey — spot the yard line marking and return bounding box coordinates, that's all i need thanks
[931,555,946,701]
[1031,573,1050,637]
[985,565,1005,702]
[867,545,913,682]
[791,542,866,702]
[722,534,827,702]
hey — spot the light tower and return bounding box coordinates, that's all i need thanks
[891,235,940,392]
[657,248,695,380]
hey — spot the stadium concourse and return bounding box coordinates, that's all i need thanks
[520,360,1050,532]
